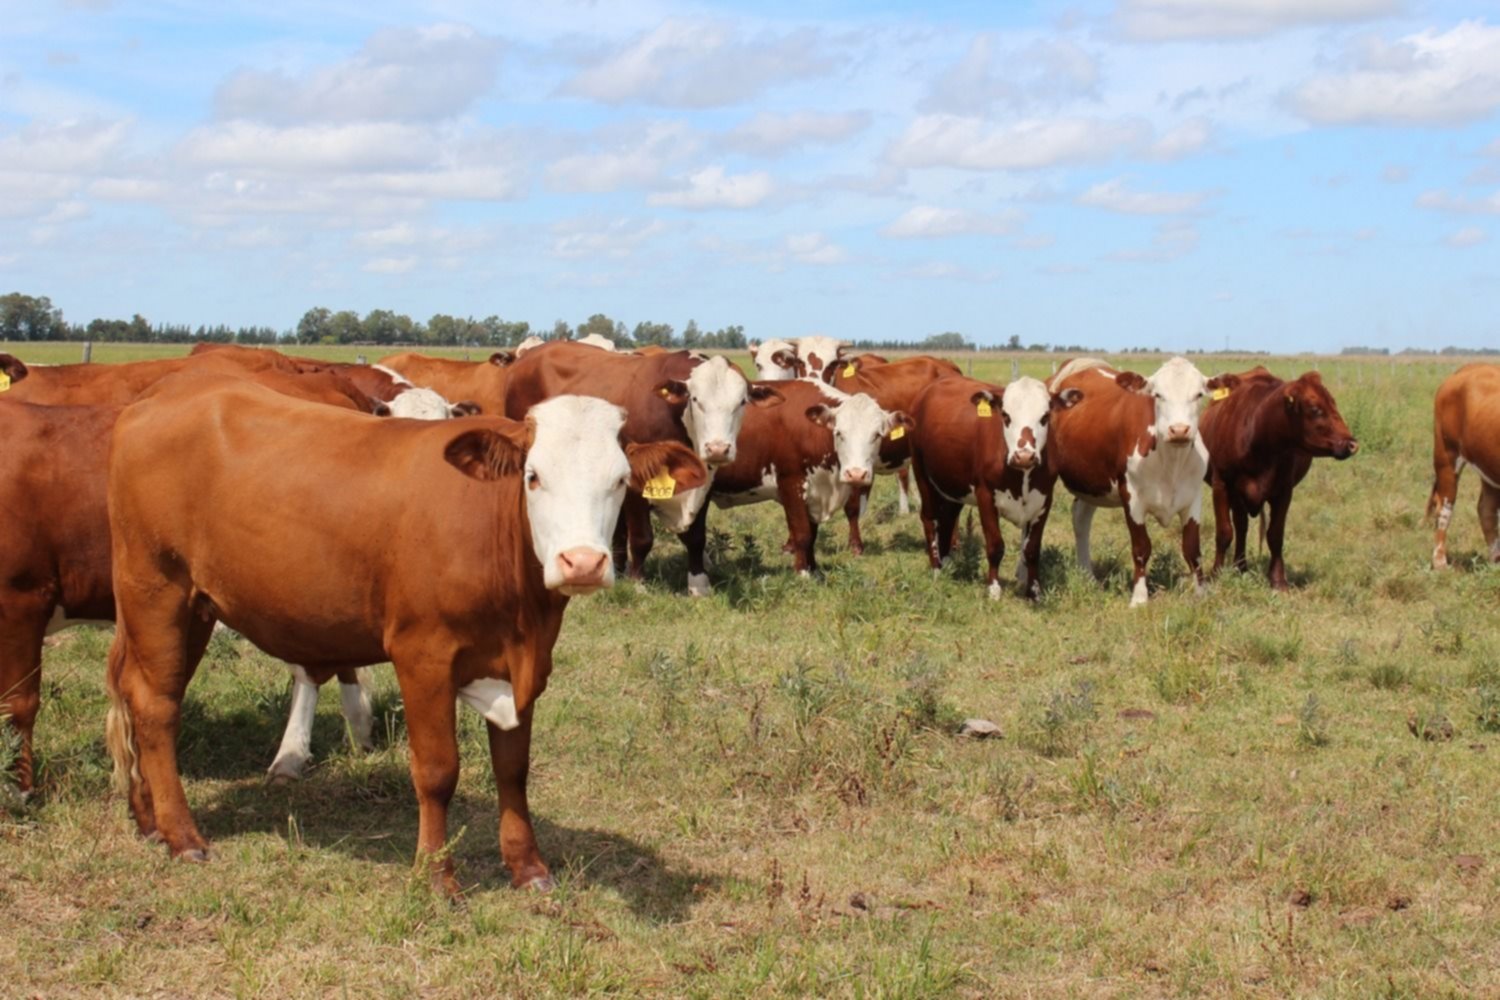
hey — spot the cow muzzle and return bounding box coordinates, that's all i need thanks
[1335,439,1359,460]
[1009,449,1038,470]
[1166,424,1193,445]
[702,441,733,466]
[555,547,611,594]
[841,467,872,486]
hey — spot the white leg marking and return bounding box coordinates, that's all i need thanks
[859,492,869,518]
[340,669,375,751]
[687,571,712,597]
[987,580,1002,601]
[897,479,911,515]
[1437,500,1453,532]
[458,678,520,731]
[269,666,319,780]
[1072,502,1096,574]
[1130,576,1149,608]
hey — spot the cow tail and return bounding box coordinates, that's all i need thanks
[104,633,141,797]
[1257,512,1267,556]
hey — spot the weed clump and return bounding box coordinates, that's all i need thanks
[1018,681,1097,757]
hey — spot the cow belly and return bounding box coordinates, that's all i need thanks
[1463,451,1500,489]
[804,468,849,523]
[713,466,781,509]
[45,606,114,635]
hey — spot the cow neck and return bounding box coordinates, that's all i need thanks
[477,472,569,627]
[1241,382,1299,466]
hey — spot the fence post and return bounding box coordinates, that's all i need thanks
[82,341,93,363]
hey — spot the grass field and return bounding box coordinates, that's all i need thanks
[3,347,1498,998]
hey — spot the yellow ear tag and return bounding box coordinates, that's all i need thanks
[0,373,9,393]
[842,363,855,378]
[1211,387,1229,401]
[889,425,905,441]
[658,386,670,398]
[976,400,992,418]
[642,469,676,500]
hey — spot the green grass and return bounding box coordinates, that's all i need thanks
[3,352,1499,997]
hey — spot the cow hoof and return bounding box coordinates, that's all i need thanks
[986,581,1001,601]
[687,572,711,597]
[520,874,556,893]
[849,544,864,557]
[266,757,306,783]
[174,847,209,863]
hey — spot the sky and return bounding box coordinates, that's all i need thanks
[1,0,1498,352]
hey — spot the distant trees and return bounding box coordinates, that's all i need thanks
[0,293,66,340]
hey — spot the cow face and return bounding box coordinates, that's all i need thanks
[444,396,707,595]
[1284,372,1359,460]
[807,392,902,486]
[387,386,465,420]
[676,357,783,467]
[997,377,1060,471]
[795,336,848,382]
[751,339,799,380]
[1128,356,1210,447]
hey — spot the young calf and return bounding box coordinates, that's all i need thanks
[680,381,909,593]
[909,376,1078,599]
[1200,368,1358,589]
[106,376,705,894]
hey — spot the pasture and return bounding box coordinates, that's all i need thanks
[2,348,1497,998]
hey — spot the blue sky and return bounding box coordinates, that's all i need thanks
[1,0,1497,351]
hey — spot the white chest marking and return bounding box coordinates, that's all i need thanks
[457,678,520,731]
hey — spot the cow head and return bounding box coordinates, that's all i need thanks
[668,357,784,467]
[489,351,516,367]
[751,339,799,380]
[990,377,1077,471]
[795,336,848,382]
[1118,356,1211,448]
[806,392,906,486]
[0,354,30,387]
[386,386,471,421]
[1283,372,1358,460]
[444,396,707,595]
[514,335,545,356]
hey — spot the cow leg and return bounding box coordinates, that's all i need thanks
[777,476,817,576]
[338,666,375,752]
[1265,489,1293,591]
[1429,424,1462,569]
[486,707,551,891]
[1121,496,1153,607]
[1210,476,1234,577]
[268,665,322,782]
[106,609,214,859]
[974,486,1006,601]
[896,467,912,516]
[680,501,712,597]
[933,499,962,569]
[1072,500,1098,577]
[610,510,629,575]
[1181,515,1204,593]
[843,487,867,556]
[1231,501,1250,573]
[623,494,654,582]
[0,600,47,795]
[910,455,944,572]
[1478,481,1500,563]
[392,664,461,896]
[1017,497,1053,601]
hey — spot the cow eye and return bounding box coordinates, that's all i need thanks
[1040,413,1050,426]
[526,470,540,490]
[1002,413,1012,426]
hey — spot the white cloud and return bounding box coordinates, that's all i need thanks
[1444,226,1487,247]
[363,256,418,274]
[882,205,1024,238]
[1289,20,1500,126]
[1149,118,1213,160]
[547,122,696,193]
[180,121,437,172]
[887,114,1149,171]
[901,261,1003,282]
[559,19,836,108]
[215,24,501,124]
[0,118,130,172]
[786,231,847,265]
[1117,0,1399,41]
[1108,221,1200,261]
[722,111,870,156]
[550,217,668,259]
[1417,189,1500,214]
[1078,178,1209,215]
[648,165,774,209]
[921,36,1099,116]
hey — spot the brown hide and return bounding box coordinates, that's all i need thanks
[1428,363,1500,567]
[379,351,510,412]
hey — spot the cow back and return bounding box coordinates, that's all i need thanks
[503,342,694,447]
[379,352,510,412]
[708,379,835,494]
[1048,361,1154,496]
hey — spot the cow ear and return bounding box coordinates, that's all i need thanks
[654,379,690,408]
[805,403,839,428]
[1052,387,1083,410]
[444,427,528,481]
[450,400,482,417]
[1115,371,1148,393]
[771,349,798,371]
[489,351,515,367]
[888,411,915,432]
[626,441,708,493]
[1206,374,1239,392]
[748,384,784,408]
[0,354,29,385]
[970,389,997,407]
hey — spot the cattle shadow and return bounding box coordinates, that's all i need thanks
[189,773,715,923]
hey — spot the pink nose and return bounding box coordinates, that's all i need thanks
[703,441,732,465]
[842,467,871,485]
[1167,424,1192,442]
[1010,449,1037,469]
[556,548,610,589]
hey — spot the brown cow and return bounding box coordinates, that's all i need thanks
[104,375,706,893]
[1,347,300,406]
[679,381,907,591]
[823,354,962,550]
[379,351,512,414]
[1049,357,1230,607]
[908,376,1078,599]
[1199,367,1358,589]
[503,342,778,582]
[1429,363,1500,568]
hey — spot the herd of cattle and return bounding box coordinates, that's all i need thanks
[0,335,1494,894]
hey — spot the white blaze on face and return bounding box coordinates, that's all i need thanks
[371,364,414,389]
[388,386,456,420]
[682,356,751,465]
[828,391,896,484]
[1144,357,1209,445]
[752,339,798,380]
[524,396,632,594]
[796,336,847,381]
[1000,377,1052,468]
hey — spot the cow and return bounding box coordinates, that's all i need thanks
[749,339,799,380]
[908,376,1078,599]
[1200,367,1358,589]
[1048,357,1229,607]
[679,381,908,593]
[823,354,961,540]
[0,366,392,796]
[104,375,706,894]
[1429,364,1500,569]
[0,347,300,406]
[503,343,779,582]
[576,334,618,351]
[793,336,851,382]
[515,334,546,355]
[378,351,511,415]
